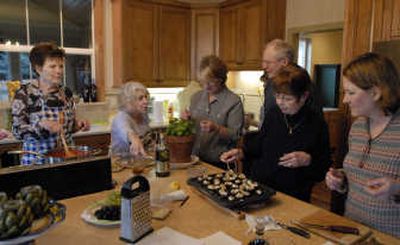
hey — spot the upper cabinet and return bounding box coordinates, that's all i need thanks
[113,0,190,87]
[373,0,400,42]
[219,0,286,70]
[158,6,191,86]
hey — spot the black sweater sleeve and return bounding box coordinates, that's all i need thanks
[304,117,332,182]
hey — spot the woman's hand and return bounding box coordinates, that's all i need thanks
[199,120,219,133]
[325,168,347,193]
[278,151,311,168]
[220,148,243,163]
[365,177,400,201]
[39,119,62,133]
[129,133,146,157]
[75,119,90,132]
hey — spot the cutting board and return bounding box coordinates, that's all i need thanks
[294,209,372,245]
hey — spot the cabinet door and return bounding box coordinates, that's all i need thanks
[238,0,263,68]
[373,0,400,41]
[159,5,191,87]
[191,8,219,80]
[122,1,157,85]
[220,5,238,69]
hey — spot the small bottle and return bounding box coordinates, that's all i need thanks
[155,132,170,177]
[248,217,268,245]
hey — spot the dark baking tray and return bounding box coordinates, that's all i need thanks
[187,172,276,209]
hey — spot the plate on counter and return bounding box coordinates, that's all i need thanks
[81,204,120,227]
[170,155,199,169]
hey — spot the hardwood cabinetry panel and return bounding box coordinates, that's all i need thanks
[323,110,345,167]
[191,8,219,79]
[159,5,191,86]
[220,6,238,67]
[113,0,190,87]
[373,0,400,42]
[123,1,157,84]
[219,0,285,70]
[239,0,263,66]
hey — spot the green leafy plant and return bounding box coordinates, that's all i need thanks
[165,118,195,136]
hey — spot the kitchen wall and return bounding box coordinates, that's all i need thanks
[286,0,344,30]
[226,71,264,121]
[308,30,343,75]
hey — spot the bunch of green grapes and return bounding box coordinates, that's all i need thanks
[98,191,121,206]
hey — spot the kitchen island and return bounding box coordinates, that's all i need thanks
[37,163,399,244]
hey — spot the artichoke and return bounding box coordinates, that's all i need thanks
[16,185,49,219]
[0,200,34,240]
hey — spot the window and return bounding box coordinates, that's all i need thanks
[297,37,312,74]
[0,0,94,99]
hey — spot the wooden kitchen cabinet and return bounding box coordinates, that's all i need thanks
[113,0,190,87]
[219,0,286,70]
[373,0,400,42]
[158,5,191,86]
[190,8,219,79]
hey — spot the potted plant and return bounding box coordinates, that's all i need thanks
[165,118,195,163]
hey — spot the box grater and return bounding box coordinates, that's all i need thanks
[120,175,153,243]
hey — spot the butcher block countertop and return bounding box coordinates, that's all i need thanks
[37,162,399,245]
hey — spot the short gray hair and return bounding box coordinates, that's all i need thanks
[117,81,149,110]
[265,39,295,63]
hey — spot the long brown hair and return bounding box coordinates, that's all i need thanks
[343,52,400,114]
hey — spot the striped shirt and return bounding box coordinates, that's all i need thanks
[343,110,400,237]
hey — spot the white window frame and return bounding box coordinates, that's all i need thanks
[0,0,95,85]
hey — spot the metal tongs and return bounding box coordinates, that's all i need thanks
[298,222,360,235]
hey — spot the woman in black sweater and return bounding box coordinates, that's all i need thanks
[221,65,331,202]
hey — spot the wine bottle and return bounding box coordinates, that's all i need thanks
[155,132,170,177]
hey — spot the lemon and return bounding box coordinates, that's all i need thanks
[169,181,180,190]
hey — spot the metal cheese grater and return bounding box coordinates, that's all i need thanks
[120,175,153,243]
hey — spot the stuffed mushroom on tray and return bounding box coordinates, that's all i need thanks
[187,170,276,209]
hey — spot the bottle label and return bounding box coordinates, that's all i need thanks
[156,161,170,177]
